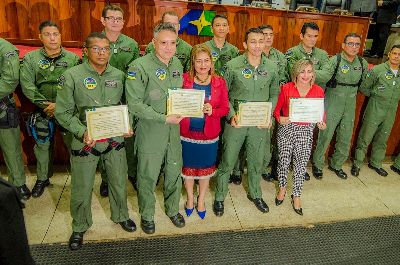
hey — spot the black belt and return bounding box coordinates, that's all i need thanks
[336,82,358,87]
[71,139,125,157]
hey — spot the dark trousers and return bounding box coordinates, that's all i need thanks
[370,23,392,57]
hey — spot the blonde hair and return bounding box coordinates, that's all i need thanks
[188,44,215,80]
[291,59,315,85]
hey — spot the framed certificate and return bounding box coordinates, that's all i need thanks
[167,89,205,118]
[289,98,324,123]
[86,105,130,141]
[237,101,272,127]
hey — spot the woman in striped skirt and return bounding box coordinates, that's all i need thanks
[273,59,326,215]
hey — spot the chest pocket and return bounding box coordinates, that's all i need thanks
[104,79,123,104]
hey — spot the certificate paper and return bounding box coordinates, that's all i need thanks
[167,89,205,118]
[237,101,272,127]
[86,105,130,141]
[289,98,324,123]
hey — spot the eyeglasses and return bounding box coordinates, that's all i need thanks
[345,42,361,47]
[104,16,124,23]
[88,46,111,53]
[41,32,60,38]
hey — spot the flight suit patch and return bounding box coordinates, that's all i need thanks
[312,58,319,65]
[156,68,167,80]
[242,68,252,79]
[377,84,385,91]
[220,54,232,62]
[127,71,136,80]
[285,50,293,58]
[120,46,132,52]
[172,70,181,78]
[176,53,186,60]
[257,69,268,77]
[4,50,17,58]
[341,65,350,74]
[84,77,97,89]
[38,59,50,69]
[385,72,394,80]
[55,61,68,67]
[353,66,362,71]
[211,51,219,62]
[105,80,118,88]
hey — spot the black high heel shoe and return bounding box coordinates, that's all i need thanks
[291,195,303,216]
[275,190,286,206]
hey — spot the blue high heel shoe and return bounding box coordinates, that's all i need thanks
[196,206,206,219]
[184,203,194,217]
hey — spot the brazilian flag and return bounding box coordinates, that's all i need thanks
[179,10,216,36]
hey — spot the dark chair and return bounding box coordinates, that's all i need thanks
[320,0,347,13]
[289,0,318,11]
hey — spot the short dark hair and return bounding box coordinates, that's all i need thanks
[390,44,400,51]
[84,32,109,48]
[300,22,319,35]
[211,14,228,26]
[162,11,179,22]
[102,5,124,18]
[343,33,361,43]
[39,20,59,33]
[259,24,273,31]
[244,27,263,42]
[153,23,177,38]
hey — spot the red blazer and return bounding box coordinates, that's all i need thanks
[180,73,229,139]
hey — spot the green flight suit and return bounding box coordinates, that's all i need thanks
[145,38,192,72]
[215,54,279,201]
[393,153,400,170]
[285,43,329,75]
[312,52,368,170]
[354,62,400,168]
[55,61,129,232]
[0,38,26,187]
[204,39,240,76]
[125,53,183,221]
[95,33,140,182]
[20,48,80,180]
[262,47,288,174]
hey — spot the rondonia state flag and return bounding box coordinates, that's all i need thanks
[179,10,216,36]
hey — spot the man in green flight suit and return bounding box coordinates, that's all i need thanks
[204,14,240,76]
[145,11,192,72]
[213,28,279,216]
[55,33,136,250]
[20,21,80,198]
[352,45,400,177]
[312,33,368,180]
[285,21,329,181]
[97,4,140,197]
[286,22,329,75]
[126,23,186,234]
[260,24,288,182]
[202,14,241,185]
[0,38,28,199]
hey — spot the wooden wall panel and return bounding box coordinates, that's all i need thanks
[3,0,399,165]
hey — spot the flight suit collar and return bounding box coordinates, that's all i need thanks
[82,60,112,76]
[385,61,400,76]
[210,38,228,51]
[243,52,268,68]
[340,51,359,65]
[298,43,315,56]
[40,47,65,59]
[102,31,125,45]
[150,52,175,67]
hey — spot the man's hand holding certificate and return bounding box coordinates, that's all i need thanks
[86,105,130,141]
[237,101,272,127]
[289,98,324,123]
[167,89,205,118]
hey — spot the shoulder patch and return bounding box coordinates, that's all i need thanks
[57,75,66,89]
[126,71,136,80]
[285,50,293,58]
